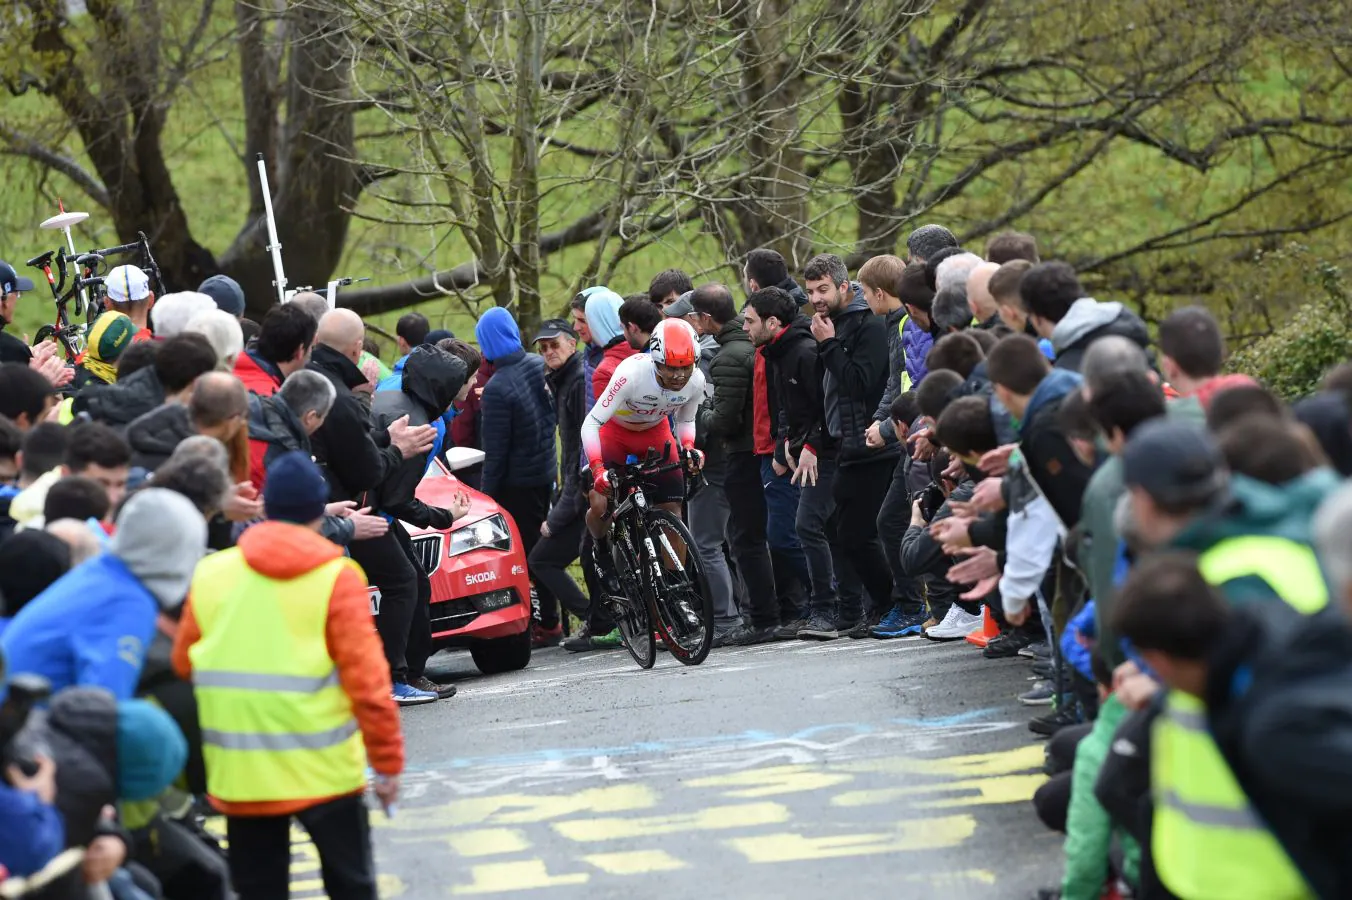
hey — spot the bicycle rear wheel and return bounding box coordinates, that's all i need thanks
[644,509,714,666]
[609,528,656,669]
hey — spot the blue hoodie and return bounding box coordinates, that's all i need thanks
[475,307,523,362]
[1,554,161,700]
[1022,367,1083,425]
[582,287,625,347]
[0,782,65,877]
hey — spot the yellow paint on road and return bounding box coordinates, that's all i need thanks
[687,765,854,798]
[443,828,532,856]
[833,773,1045,809]
[727,814,977,863]
[841,744,1045,778]
[378,783,658,830]
[554,802,790,841]
[451,860,589,894]
[582,850,688,874]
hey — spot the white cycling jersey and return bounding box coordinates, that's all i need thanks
[582,352,705,465]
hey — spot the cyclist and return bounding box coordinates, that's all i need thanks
[582,318,706,559]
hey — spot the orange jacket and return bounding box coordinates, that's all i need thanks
[172,521,403,817]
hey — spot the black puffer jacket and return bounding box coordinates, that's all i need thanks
[246,393,356,545]
[308,344,404,504]
[479,349,557,498]
[73,366,165,433]
[370,345,467,529]
[1205,603,1352,900]
[819,293,898,467]
[698,319,755,455]
[545,351,587,534]
[762,315,827,461]
[127,403,195,472]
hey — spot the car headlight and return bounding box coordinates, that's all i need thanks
[448,514,512,557]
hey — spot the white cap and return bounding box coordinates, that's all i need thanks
[105,265,151,304]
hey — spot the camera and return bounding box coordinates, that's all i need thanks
[1,674,52,778]
[912,481,946,522]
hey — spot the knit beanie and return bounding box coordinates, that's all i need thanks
[198,275,246,318]
[110,488,207,610]
[263,451,329,524]
[116,700,188,801]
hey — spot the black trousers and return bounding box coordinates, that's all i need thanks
[350,528,417,684]
[877,454,924,616]
[528,515,590,622]
[832,457,899,619]
[226,794,377,900]
[394,523,433,681]
[723,451,779,629]
[497,485,554,626]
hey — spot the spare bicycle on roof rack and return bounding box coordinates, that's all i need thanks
[25,207,166,362]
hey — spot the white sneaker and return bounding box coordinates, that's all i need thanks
[925,606,983,641]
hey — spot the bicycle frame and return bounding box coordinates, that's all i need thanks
[26,231,164,362]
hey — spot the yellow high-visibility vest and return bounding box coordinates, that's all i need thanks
[188,550,366,803]
[1152,535,1326,899]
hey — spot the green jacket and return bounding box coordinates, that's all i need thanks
[1169,468,1339,603]
[1079,399,1205,666]
[1062,694,1140,899]
[697,319,756,455]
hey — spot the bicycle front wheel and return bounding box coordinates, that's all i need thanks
[610,529,657,669]
[644,509,714,666]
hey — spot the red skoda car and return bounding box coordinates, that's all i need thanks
[372,447,533,674]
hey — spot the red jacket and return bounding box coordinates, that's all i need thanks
[172,522,403,817]
[451,360,494,449]
[233,350,282,397]
[591,340,639,402]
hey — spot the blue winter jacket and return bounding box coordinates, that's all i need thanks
[1061,600,1096,681]
[901,315,936,389]
[479,349,558,497]
[1,555,159,701]
[0,782,65,876]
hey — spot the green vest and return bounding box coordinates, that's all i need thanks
[188,551,367,804]
[1152,535,1326,899]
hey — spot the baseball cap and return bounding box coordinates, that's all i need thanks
[663,291,695,318]
[532,318,577,343]
[1122,418,1228,506]
[86,310,140,363]
[425,328,456,344]
[105,265,151,304]
[0,260,35,295]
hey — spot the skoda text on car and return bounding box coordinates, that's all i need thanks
[368,447,533,674]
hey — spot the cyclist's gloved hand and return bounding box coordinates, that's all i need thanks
[591,464,609,494]
[685,448,704,471]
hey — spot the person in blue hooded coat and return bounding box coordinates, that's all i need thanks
[475,307,558,560]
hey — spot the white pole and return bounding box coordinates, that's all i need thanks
[256,153,288,305]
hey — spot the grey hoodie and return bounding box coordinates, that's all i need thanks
[1049,297,1150,372]
[110,488,207,609]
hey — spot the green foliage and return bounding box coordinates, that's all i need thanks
[1227,249,1352,400]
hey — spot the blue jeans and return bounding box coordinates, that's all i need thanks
[760,456,809,587]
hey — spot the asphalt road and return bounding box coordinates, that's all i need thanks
[282,635,1063,899]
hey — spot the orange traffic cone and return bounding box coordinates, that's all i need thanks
[965,604,1001,648]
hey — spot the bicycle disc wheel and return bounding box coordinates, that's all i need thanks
[610,530,656,669]
[644,509,714,666]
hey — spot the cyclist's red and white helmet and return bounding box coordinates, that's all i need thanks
[649,318,698,368]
